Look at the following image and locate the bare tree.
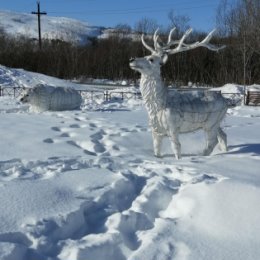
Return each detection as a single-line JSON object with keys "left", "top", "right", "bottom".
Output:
{"left": 134, "top": 17, "right": 159, "bottom": 35}
{"left": 167, "top": 10, "right": 190, "bottom": 36}
{"left": 114, "top": 23, "right": 132, "bottom": 38}
{"left": 216, "top": 0, "right": 260, "bottom": 84}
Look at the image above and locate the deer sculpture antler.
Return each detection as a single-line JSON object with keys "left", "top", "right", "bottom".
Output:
{"left": 141, "top": 28, "right": 225, "bottom": 57}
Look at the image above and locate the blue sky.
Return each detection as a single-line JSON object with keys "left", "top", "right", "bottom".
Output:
{"left": 1, "top": 0, "right": 226, "bottom": 31}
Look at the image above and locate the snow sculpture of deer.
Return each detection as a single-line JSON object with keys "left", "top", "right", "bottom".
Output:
{"left": 20, "top": 84, "right": 82, "bottom": 112}
{"left": 129, "top": 28, "right": 227, "bottom": 159}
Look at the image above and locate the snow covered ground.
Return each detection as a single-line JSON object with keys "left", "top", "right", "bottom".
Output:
{"left": 0, "top": 68, "right": 260, "bottom": 260}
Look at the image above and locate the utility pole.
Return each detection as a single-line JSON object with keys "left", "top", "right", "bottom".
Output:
{"left": 243, "top": 32, "right": 246, "bottom": 103}
{"left": 32, "top": 1, "right": 47, "bottom": 50}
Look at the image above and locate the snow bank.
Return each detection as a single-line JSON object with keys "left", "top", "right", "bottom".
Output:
{"left": 214, "top": 83, "right": 245, "bottom": 94}
{"left": 0, "top": 65, "right": 81, "bottom": 90}
{"left": 247, "top": 84, "right": 260, "bottom": 92}
{"left": 162, "top": 180, "right": 260, "bottom": 259}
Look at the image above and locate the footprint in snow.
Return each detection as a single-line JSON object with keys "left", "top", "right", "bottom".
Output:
{"left": 90, "top": 130, "right": 106, "bottom": 141}
{"left": 66, "top": 140, "right": 97, "bottom": 156}
{"left": 192, "top": 174, "right": 220, "bottom": 184}
{"left": 84, "top": 150, "right": 97, "bottom": 156}
{"left": 112, "top": 145, "right": 120, "bottom": 151}
{"left": 74, "top": 116, "right": 89, "bottom": 122}
{"left": 89, "top": 123, "right": 97, "bottom": 128}
{"left": 51, "top": 126, "right": 61, "bottom": 132}
{"left": 43, "top": 138, "right": 54, "bottom": 144}
{"left": 120, "top": 127, "right": 131, "bottom": 132}
{"left": 93, "top": 141, "right": 106, "bottom": 153}
{"left": 69, "top": 124, "right": 80, "bottom": 129}
{"left": 59, "top": 133, "right": 70, "bottom": 138}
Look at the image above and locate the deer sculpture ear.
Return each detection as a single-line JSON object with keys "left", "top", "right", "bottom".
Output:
{"left": 161, "top": 54, "right": 168, "bottom": 65}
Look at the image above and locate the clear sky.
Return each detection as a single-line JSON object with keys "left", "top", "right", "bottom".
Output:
{"left": 0, "top": 0, "right": 226, "bottom": 31}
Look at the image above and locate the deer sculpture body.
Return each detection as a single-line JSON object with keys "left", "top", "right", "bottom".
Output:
{"left": 130, "top": 28, "right": 228, "bottom": 159}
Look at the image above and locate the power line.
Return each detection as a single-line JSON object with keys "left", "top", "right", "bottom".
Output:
{"left": 46, "top": 0, "right": 215, "bottom": 14}
{"left": 48, "top": 3, "right": 218, "bottom": 16}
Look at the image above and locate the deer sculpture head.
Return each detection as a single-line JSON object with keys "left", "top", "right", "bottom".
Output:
{"left": 129, "top": 28, "right": 224, "bottom": 76}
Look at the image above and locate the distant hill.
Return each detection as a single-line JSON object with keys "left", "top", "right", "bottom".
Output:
{"left": 0, "top": 10, "right": 107, "bottom": 44}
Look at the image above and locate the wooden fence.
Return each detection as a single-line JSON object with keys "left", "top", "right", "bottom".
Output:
{"left": 0, "top": 86, "right": 27, "bottom": 98}
{"left": 244, "top": 91, "right": 260, "bottom": 106}
{"left": 0, "top": 86, "right": 245, "bottom": 107}
{"left": 0, "top": 86, "right": 142, "bottom": 101}
{"left": 78, "top": 90, "right": 142, "bottom": 101}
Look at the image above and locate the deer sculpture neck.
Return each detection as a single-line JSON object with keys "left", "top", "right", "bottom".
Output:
{"left": 130, "top": 52, "right": 168, "bottom": 131}
{"left": 140, "top": 71, "right": 167, "bottom": 113}
{"left": 140, "top": 72, "right": 168, "bottom": 134}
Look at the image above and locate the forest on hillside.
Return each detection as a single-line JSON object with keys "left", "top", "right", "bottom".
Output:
{"left": 0, "top": 0, "right": 259, "bottom": 86}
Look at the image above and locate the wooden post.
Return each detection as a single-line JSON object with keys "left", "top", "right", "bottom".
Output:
{"left": 243, "top": 30, "right": 247, "bottom": 105}
{"left": 32, "top": 1, "right": 47, "bottom": 50}
{"left": 104, "top": 91, "right": 109, "bottom": 101}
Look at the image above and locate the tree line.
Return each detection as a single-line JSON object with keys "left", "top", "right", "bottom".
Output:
{"left": 0, "top": 0, "right": 259, "bottom": 86}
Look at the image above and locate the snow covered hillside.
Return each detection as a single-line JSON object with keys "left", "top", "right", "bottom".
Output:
{"left": 0, "top": 67, "right": 260, "bottom": 260}
{"left": 0, "top": 65, "right": 82, "bottom": 89}
{"left": 0, "top": 65, "right": 136, "bottom": 94}
{"left": 0, "top": 10, "right": 105, "bottom": 44}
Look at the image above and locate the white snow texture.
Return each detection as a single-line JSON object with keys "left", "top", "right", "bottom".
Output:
{"left": 0, "top": 66, "right": 260, "bottom": 260}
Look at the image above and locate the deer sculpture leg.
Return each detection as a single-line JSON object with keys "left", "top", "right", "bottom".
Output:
{"left": 169, "top": 130, "right": 181, "bottom": 159}
{"left": 152, "top": 131, "right": 163, "bottom": 157}
{"left": 217, "top": 127, "right": 227, "bottom": 152}
{"left": 203, "top": 127, "right": 219, "bottom": 156}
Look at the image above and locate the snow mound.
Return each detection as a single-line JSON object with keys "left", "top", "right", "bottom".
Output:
{"left": 247, "top": 84, "right": 260, "bottom": 92}
{"left": 213, "top": 83, "right": 260, "bottom": 94}
{"left": 163, "top": 180, "right": 260, "bottom": 259}
{"left": 217, "top": 83, "right": 245, "bottom": 94}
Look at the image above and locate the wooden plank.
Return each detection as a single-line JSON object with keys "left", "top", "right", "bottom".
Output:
{"left": 246, "top": 91, "right": 260, "bottom": 106}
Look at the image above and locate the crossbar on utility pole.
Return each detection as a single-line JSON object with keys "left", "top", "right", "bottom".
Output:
{"left": 32, "top": 1, "right": 47, "bottom": 50}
